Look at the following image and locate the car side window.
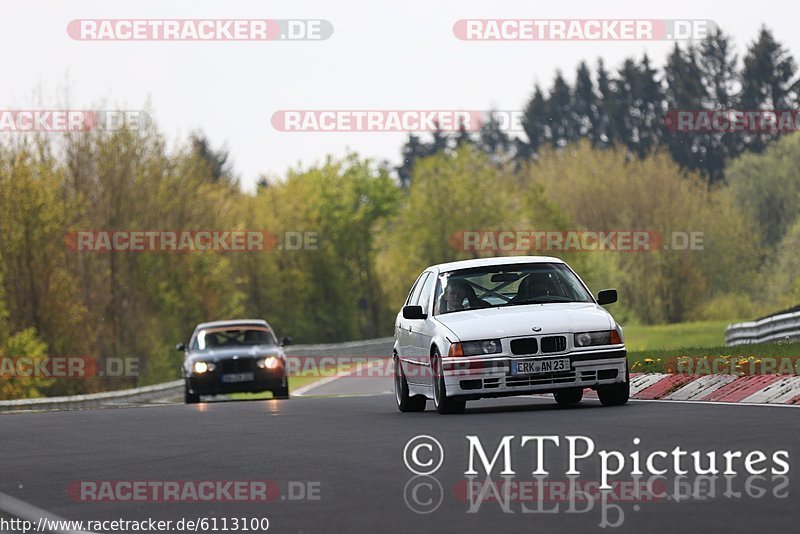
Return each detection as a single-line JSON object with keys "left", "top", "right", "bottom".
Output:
{"left": 416, "top": 272, "right": 436, "bottom": 314}
{"left": 407, "top": 272, "right": 430, "bottom": 306}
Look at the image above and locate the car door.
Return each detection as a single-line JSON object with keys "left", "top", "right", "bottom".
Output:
{"left": 406, "top": 270, "right": 437, "bottom": 385}
{"left": 396, "top": 271, "right": 429, "bottom": 365}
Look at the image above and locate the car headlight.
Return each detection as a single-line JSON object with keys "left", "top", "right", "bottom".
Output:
{"left": 574, "top": 330, "right": 622, "bottom": 347}
{"left": 257, "top": 356, "right": 281, "bottom": 370}
{"left": 448, "top": 339, "right": 501, "bottom": 357}
{"left": 192, "top": 361, "right": 216, "bottom": 374}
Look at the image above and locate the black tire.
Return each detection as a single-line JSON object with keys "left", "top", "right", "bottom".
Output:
{"left": 184, "top": 382, "right": 200, "bottom": 404}
{"left": 432, "top": 350, "right": 466, "bottom": 415}
{"left": 394, "top": 357, "right": 426, "bottom": 412}
{"left": 273, "top": 381, "right": 290, "bottom": 399}
{"left": 597, "top": 366, "right": 630, "bottom": 406}
{"left": 554, "top": 388, "right": 584, "bottom": 406}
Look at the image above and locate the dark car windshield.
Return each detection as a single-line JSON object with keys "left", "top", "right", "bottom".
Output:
{"left": 433, "top": 262, "right": 594, "bottom": 315}
{"left": 193, "top": 327, "right": 276, "bottom": 350}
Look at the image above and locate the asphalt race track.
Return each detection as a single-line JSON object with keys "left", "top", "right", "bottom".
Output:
{"left": 1, "top": 388, "right": 798, "bottom": 533}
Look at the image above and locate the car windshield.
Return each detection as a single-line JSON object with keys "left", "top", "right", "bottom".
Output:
{"left": 194, "top": 327, "right": 276, "bottom": 350}
{"left": 433, "top": 262, "right": 594, "bottom": 315}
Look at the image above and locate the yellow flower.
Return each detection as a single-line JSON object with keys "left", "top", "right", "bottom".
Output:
{"left": 644, "top": 358, "right": 654, "bottom": 364}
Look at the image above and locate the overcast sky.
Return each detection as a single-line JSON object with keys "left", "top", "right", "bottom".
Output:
{"left": 2, "top": 0, "right": 798, "bottom": 190}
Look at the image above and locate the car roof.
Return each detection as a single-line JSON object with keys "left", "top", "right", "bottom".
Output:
{"left": 430, "top": 255, "right": 565, "bottom": 273}
{"left": 193, "top": 319, "right": 271, "bottom": 331}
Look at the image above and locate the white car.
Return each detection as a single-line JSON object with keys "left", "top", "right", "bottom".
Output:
{"left": 393, "top": 256, "right": 628, "bottom": 414}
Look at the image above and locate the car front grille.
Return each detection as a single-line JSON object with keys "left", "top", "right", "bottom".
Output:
{"left": 540, "top": 336, "right": 567, "bottom": 353}
{"left": 220, "top": 358, "right": 255, "bottom": 373}
{"left": 510, "top": 338, "right": 538, "bottom": 355}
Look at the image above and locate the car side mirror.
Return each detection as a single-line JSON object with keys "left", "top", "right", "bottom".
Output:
{"left": 403, "top": 305, "right": 427, "bottom": 320}
{"left": 281, "top": 337, "right": 292, "bottom": 346}
{"left": 176, "top": 343, "right": 186, "bottom": 352}
{"left": 597, "top": 289, "right": 618, "bottom": 305}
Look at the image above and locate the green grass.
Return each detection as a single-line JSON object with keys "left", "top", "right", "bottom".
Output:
{"left": 623, "top": 320, "right": 800, "bottom": 373}
{"left": 622, "top": 320, "right": 730, "bottom": 351}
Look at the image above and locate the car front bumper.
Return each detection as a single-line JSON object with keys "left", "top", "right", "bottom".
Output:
{"left": 186, "top": 370, "right": 286, "bottom": 395}
{"left": 441, "top": 349, "right": 627, "bottom": 399}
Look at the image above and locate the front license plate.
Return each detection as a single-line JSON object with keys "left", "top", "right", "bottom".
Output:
{"left": 511, "top": 358, "right": 570, "bottom": 375}
{"left": 221, "top": 372, "right": 254, "bottom": 383}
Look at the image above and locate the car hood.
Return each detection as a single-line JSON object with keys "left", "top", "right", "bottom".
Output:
{"left": 186, "top": 345, "right": 284, "bottom": 362}
{"left": 434, "top": 302, "right": 614, "bottom": 341}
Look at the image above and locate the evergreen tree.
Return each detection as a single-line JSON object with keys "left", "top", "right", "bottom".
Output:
{"left": 546, "top": 71, "right": 576, "bottom": 147}
{"left": 522, "top": 84, "right": 548, "bottom": 155}
{"left": 595, "top": 59, "right": 615, "bottom": 147}
{"left": 573, "top": 61, "right": 599, "bottom": 144}
{"left": 740, "top": 27, "right": 799, "bottom": 152}
{"left": 664, "top": 44, "right": 707, "bottom": 174}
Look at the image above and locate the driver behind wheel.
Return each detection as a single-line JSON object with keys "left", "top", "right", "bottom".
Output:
{"left": 439, "top": 279, "right": 490, "bottom": 312}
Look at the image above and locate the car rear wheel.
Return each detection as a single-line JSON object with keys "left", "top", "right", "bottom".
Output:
{"left": 184, "top": 382, "right": 200, "bottom": 404}
{"left": 432, "top": 350, "right": 466, "bottom": 415}
{"left": 554, "top": 388, "right": 583, "bottom": 406}
{"left": 394, "top": 357, "right": 426, "bottom": 412}
{"left": 597, "top": 365, "right": 630, "bottom": 406}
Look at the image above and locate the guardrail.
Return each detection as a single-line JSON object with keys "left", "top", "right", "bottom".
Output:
{"left": 0, "top": 337, "right": 394, "bottom": 411}
{"left": 725, "top": 311, "right": 800, "bottom": 346}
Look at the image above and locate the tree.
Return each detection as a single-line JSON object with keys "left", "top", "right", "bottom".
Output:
{"left": 696, "top": 29, "right": 741, "bottom": 183}
{"left": 546, "top": 71, "right": 577, "bottom": 147}
{"left": 664, "top": 44, "right": 707, "bottom": 175}
{"left": 609, "top": 57, "right": 665, "bottom": 158}
{"left": 727, "top": 131, "right": 800, "bottom": 248}
{"left": 476, "top": 110, "right": 513, "bottom": 162}
{"left": 521, "top": 84, "right": 547, "bottom": 155}
{"left": 573, "top": 61, "right": 599, "bottom": 144}
{"left": 397, "top": 134, "right": 427, "bottom": 187}
{"left": 595, "top": 59, "right": 615, "bottom": 147}
{"left": 740, "top": 27, "right": 799, "bottom": 152}
{"left": 189, "top": 133, "right": 235, "bottom": 184}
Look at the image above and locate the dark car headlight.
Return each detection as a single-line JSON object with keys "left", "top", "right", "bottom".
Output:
{"left": 574, "top": 330, "right": 622, "bottom": 347}
{"left": 192, "top": 361, "right": 216, "bottom": 374}
{"left": 256, "top": 356, "right": 282, "bottom": 370}
{"left": 449, "top": 339, "right": 501, "bottom": 357}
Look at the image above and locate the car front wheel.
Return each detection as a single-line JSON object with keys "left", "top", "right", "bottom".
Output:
{"left": 394, "top": 357, "right": 426, "bottom": 412}
{"left": 432, "top": 350, "right": 466, "bottom": 415}
{"left": 554, "top": 388, "right": 583, "bottom": 406}
{"left": 597, "top": 366, "right": 630, "bottom": 406}
{"left": 184, "top": 382, "right": 200, "bottom": 404}
{"left": 273, "top": 380, "right": 290, "bottom": 399}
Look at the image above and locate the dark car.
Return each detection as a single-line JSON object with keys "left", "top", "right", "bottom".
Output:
{"left": 177, "top": 319, "right": 292, "bottom": 404}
